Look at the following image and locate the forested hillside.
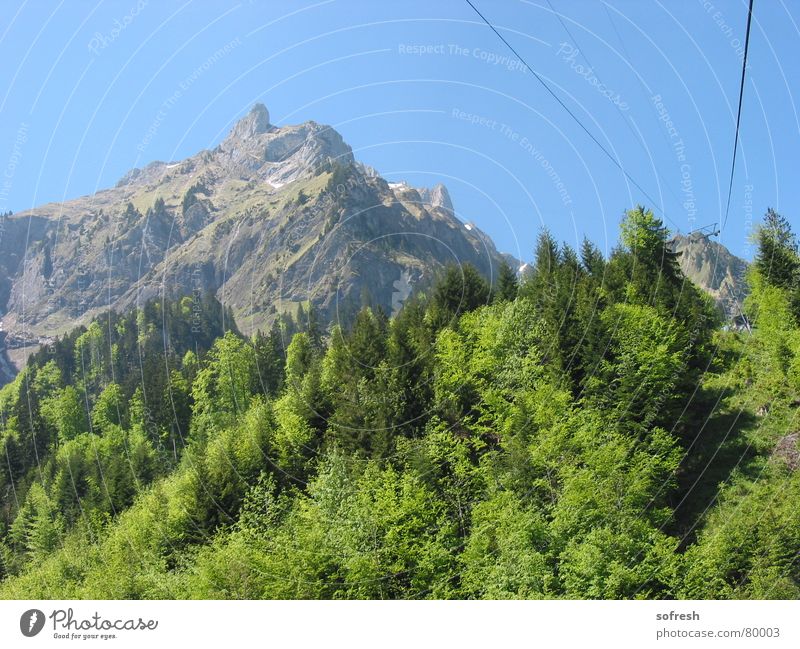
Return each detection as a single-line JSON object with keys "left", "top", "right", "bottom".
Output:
{"left": 1, "top": 206, "right": 798, "bottom": 599}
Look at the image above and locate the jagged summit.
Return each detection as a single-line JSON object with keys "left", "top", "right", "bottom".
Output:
{"left": 232, "top": 102, "right": 271, "bottom": 138}
{"left": 0, "top": 107, "right": 511, "bottom": 382}
{"left": 215, "top": 104, "right": 353, "bottom": 185}
{"left": 221, "top": 103, "right": 272, "bottom": 148}
{"left": 419, "top": 184, "right": 454, "bottom": 215}
{"left": 116, "top": 107, "right": 355, "bottom": 191}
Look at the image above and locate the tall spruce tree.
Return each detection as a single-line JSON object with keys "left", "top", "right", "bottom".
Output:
{"left": 494, "top": 260, "right": 519, "bottom": 302}
{"left": 755, "top": 208, "right": 800, "bottom": 320}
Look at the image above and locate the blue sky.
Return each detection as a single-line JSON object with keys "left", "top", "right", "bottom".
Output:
{"left": 0, "top": 0, "right": 797, "bottom": 261}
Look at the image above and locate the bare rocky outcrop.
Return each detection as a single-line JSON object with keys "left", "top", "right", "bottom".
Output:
{"left": 0, "top": 104, "right": 510, "bottom": 382}
{"left": 671, "top": 233, "right": 749, "bottom": 321}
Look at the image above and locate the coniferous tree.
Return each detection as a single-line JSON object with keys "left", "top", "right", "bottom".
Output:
{"left": 755, "top": 208, "right": 799, "bottom": 290}
{"left": 618, "top": 206, "right": 682, "bottom": 304}
{"left": 3, "top": 204, "right": 800, "bottom": 601}
{"left": 754, "top": 208, "right": 800, "bottom": 320}
{"left": 254, "top": 321, "right": 287, "bottom": 397}
{"left": 580, "top": 237, "right": 605, "bottom": 277}
{"left": 494, "top": 260, "right": 519, "bottom": 302}
{"left": 429, "top": 263, "right": 490, "bottom": 329}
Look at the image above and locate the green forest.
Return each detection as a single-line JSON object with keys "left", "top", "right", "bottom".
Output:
{"left": 0, "top": 206, "right": 798, "bottom": 599}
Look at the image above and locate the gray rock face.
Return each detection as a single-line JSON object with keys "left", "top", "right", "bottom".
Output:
{"left": 671, "top": 233, "right": 749, "bottom": 321}
{"left": 0, "top": 105, "right": 511, "bottom": 381}
{"left": 217, "top": 109, "right": 353, "bottom": 186}
{"left": 419, "top": 183, "right": 454, "bottom": 215}
{"left": 229, "top": 102, "right": 270, "bottom": 139}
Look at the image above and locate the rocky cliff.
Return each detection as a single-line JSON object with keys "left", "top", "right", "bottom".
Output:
{"left": 0, "top": 104, "right": 510, "bottom": 379}
{"left": 671, "top": 233, "right": 749, "bottom": 321}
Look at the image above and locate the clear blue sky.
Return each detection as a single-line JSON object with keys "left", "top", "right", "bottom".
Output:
{"left": 0, "top": 0, "right": 797, "bottom": 261}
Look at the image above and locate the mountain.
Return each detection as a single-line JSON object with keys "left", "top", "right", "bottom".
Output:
{"left": 671, "top": 232, "right": 749, "bottom": 321}
{"left": 0, "top": 104, "right": 511, "bottom": 381}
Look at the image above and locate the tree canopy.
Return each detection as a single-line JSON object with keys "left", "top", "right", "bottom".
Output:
{"left": 1, "top": 208, "right": 798, "bottom": 600}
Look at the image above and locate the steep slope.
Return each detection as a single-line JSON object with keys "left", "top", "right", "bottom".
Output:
{"left": 0, "top": 104, "right": 510, "bottom": 378}
{"left": 671, "top": 233, "right": 749, "bottom": 321}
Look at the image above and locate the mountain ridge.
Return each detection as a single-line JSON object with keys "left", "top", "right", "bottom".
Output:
{"left": 0, "top": 105, "right": 752, "bottom": 385}
{"left": 0, "top": 104, "right": 511, "bottom": 381}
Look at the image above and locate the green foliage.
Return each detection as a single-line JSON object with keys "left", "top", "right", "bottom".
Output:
{"left": 679, "top": 469, "right": 800, "bottom": 599}
{"left": 587, "top": 303, "right": 686, "bottom": 430}
{"left": 754, "top": 208, "right": 800, "bottom": 316}
{"left": 8, "top": 483, "right": 64, "bottom": 564}
{"left": 193, "top": 331, "right": 256, "bottom": 419}
{"left": 428, "top": 263, "right": 490, "bottom": 329}
{"left": 91, "top": 383, "right": 125, "bottom": 434}
{"left": 1, "top": 207, "right": 798, "bottom": 601}
{"left": 48, "top": 425, "right": 157, "bottom": 527}
{"left": 493, "top": 260, "right": 519, "bottom": 302}
{"left": 461, "top": 490, "right": 550, "bottom": 598}
{"left": 41, "top": 385, "right": 88, "bottom": 443}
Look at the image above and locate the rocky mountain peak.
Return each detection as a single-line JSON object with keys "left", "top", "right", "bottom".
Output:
{"left": 0, "top": 106, "right": 509, "bottom": 385}
{"left": 419, "top": 183, "right": 454, "bottom": 214}
{"left": 216, "top": 106, "right": 354, "bottom": 185}
{"left": 229, "top": 103, "right": 271, "bottom": 140}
